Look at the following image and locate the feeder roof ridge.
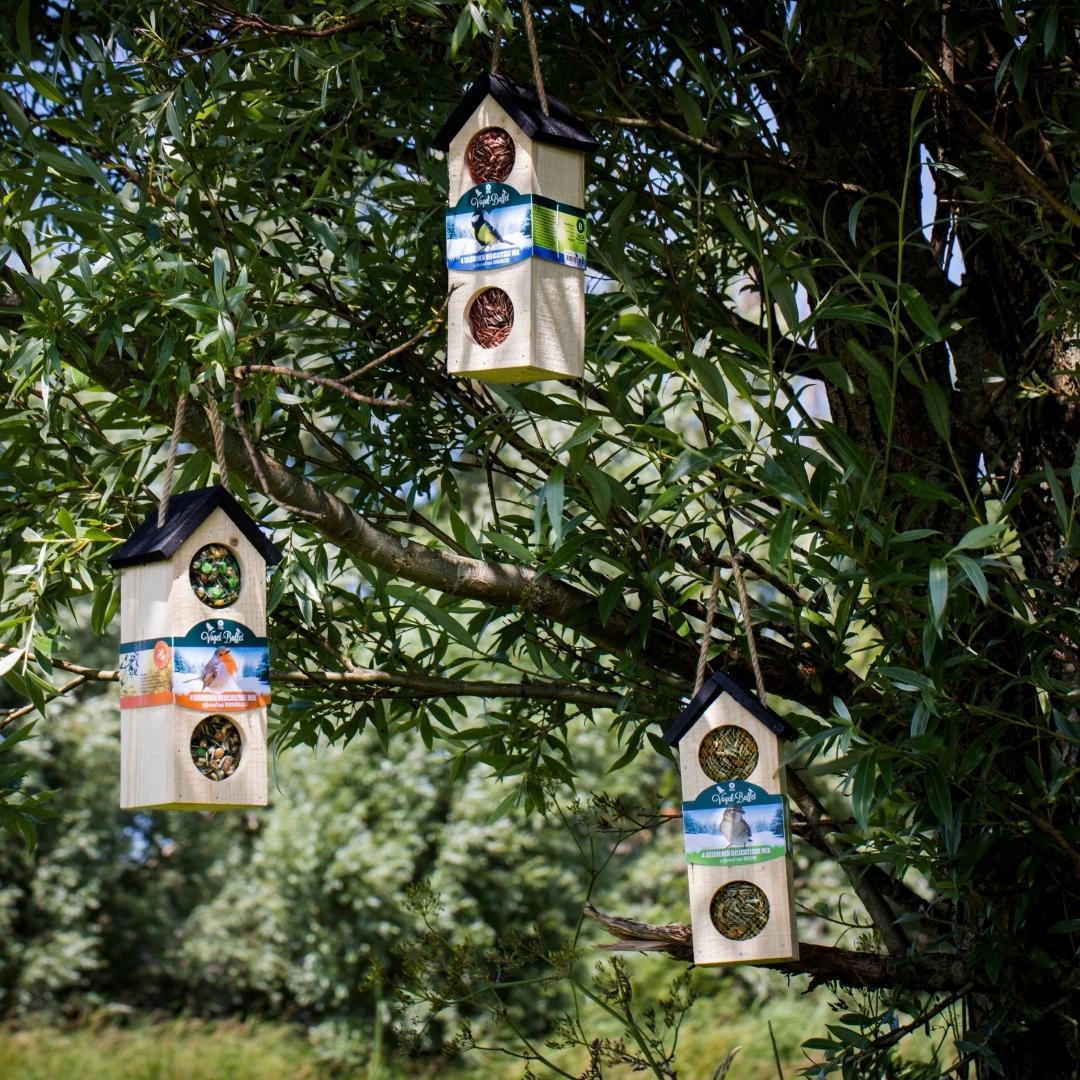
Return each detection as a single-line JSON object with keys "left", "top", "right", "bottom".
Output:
{"left": 108, "top": 485, "right": 283, "bottom": 569}
{"left": 432, "top": 71, "right": 598, "bottom": 152}
{"left": 662, "top": 670, "right": 799, "bottom": 746}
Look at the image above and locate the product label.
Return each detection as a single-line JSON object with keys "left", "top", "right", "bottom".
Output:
{"left": 682, "top": 780, "right": 788, "bottom": 867}
{"left": 531, "top": 195, "right": 588, "bottom": 270}
{"left": 119, "top": 618, "right": 271, "bottom": 712}
{"left": 445, "top": 183, "right": 587, "bottom": 272}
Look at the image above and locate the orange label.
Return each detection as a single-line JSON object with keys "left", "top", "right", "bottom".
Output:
{"left": 153, "top": 640, "right": 172, "bottom": 670}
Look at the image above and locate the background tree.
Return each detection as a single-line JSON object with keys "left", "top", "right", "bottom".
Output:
{"left": 1, "top": 1, "right": 1079, "bottom": 1076}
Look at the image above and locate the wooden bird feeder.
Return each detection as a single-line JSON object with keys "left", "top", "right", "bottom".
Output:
{"left": 108, "top": 486, "right": 282, "bottom": 810}
{"left": 663, "top": 672, "right": 799, "bottom": 965}
{"left": 433, "top": 72, "right": 598, "bottom": 383}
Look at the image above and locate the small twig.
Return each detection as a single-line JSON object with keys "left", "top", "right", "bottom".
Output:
{"left": 231, "top": 364, "right": 410, "bottom": 409}
{"left": 186, "top": 0, "right": 366, "bottom": 39}
{"left": 767, "top": 1021, "right": 784, "bottom": 1080}
{"left": 340, "top": 288, "right": 456, "bottom": 385}
{"left": 230, "top": 381, "right": 320, "bottom": 519}
{"left": 0, "top": 674, "right": 88, "bottom": 731}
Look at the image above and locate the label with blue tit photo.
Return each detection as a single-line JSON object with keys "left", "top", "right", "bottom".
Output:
{"left": 681, "top": 780, "right": 788, "bottom": 866}
{"left": 446, "top": 183, "right": 588, "bottom": 271}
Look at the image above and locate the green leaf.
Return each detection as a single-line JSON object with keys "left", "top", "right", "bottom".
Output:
{"left": 900, "top": 283, "right": 942, "bottom": 341}
{"left": 925, "top": 764, "right": 952, "bottom": 827}
{"left": 929, "top": 559, "right": 949, "bottom": 626}
{"left": 922, "top": 378, "right": 951, "bottom": 441}
{"left": 950, "top": 522, "right": 1003, "bottom": 552}
{"left": 851, "top": 754, "right": 876, "bottom": 829}
{"left": 952, "top": 553, "right": 989, "bottom": 603}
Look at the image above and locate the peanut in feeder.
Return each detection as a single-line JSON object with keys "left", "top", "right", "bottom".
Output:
{"left": 109, "top": 485, "right": 282, "bottom": 810}
{"left": 663, "top": 671, "right": 800, "bottom": 966}
{"left": 433, "top": 72, "right": 597, "bottom": 383}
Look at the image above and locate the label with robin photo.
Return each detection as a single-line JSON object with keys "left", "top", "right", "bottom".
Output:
{"left": 445, "top": 183, "right": 587, "bottom": 271}
{"left": 682, "top": 780, "right": 788, "bottom": 866}
{"left": 118, "top": 619, "right": 270, "bottom": 712}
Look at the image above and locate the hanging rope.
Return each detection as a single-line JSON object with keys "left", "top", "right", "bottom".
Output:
{"left": 204, "top": 397, "right": 231, "bottom": 493}
{"left": 157, "top": 391, "right": 189, "bottom": 528}
{"left": 520, "top": 0, "right": 549, "bottom": 117}
{"left": 490, "top": 25, "right": 502, "bottom": 74}
{"left": 720, "top": 503, "right": 768, "bottom": 702}
{"left": 693, "top": 509, "right": 769, "bottom": 702}
{"left": 694, "top": 566, "right": 722, "bottom": 695}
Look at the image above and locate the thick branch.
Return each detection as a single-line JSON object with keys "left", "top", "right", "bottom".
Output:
{"left": 583, "top": 904, "right": 967, "bottom": 993}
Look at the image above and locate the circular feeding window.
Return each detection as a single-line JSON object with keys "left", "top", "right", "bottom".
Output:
{"left": 465, "top": 126, "right": 515, "bottom": 184}
{"left": 698, "top": 725, "right": 759, "bottom": 782}
{"left": 468, "top": 287, "right": 514, "bottom": 349}
{"left": 189, "top": 544, "right": 241, "bottom": 608}
{"left": 190, "top": 715, "right": 242, "bottom": 781}
{"left": 710, "top": 881, "right": 770, "bottom": 941}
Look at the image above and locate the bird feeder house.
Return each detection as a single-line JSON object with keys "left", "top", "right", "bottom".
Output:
{"left": 433, "top": 72, "right": 598, "bottom": 383}
{"left": 108, "top": 486, "right": 282, "bottom": 810}
{"left": 663, "top": 672, "right": 799, "bottom": 966}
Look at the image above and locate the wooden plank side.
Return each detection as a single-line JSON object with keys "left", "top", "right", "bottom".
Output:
{"left": 167, "top": 507, "right": 267, "bottom": 636}
{"left": 121, "top": 706, "right": 268, "bottom": 810}
{"left": 447, "top": 98, "right": 533, "bottom": 204}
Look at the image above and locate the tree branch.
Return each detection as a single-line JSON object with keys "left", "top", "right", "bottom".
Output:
{"left": 583, "top": 904, "right": 968, "bottom": 993}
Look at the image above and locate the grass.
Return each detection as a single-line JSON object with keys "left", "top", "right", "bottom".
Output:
{"left": 0, "top": 1019, "right": 326, "bottom": 1080}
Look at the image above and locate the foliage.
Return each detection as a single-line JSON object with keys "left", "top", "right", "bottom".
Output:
{"left": 2, "top": 0, "right": 1080, "bottom": 1076}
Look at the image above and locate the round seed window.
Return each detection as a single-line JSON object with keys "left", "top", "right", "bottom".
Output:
{"left": 710, "top": 881, "right": 770, "bottom": 941}
{"left": 468, "top": 288, "right": 514, "bottom": 349}
{"left": 189, "top": 544, "right": 241, "bottom": 608}
{"left": 698, "top": 725, "right": 759, "bottom": 782}
{"left": 190, "top": 715, "right": 242, "bottom": 781}
{"left": 465, "top": 126, "right": 515, "bottom": 184}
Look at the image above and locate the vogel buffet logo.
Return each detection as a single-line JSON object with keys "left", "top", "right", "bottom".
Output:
{"left": 710, "top": 782, "right": 760, "bottom": 808}
{"left": 200, "top": 620, "right": 247, "bottom": 646}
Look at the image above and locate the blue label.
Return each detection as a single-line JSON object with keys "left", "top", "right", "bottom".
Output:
{"left": 682, "top": 780, "right": 788, "bottom": 866}
{"left": 446, "top": 184, "right": 587, "bottom": 271}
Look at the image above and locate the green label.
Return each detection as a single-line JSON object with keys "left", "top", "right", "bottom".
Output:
{"left": 682, "top": 780, "right": 787, "bottom": 867}
{"left": 532, "top": 196, "right": 587, "bottom": 269}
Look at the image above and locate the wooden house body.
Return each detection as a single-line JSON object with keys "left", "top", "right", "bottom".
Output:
{"left": 663, "top": 672, "right": 799, "bottom": 965}
{"left": 109, "top": 487, "right": 282, "bottom": 810}
{"left": 433, "top": 73, "right": 597, "bottom": 383}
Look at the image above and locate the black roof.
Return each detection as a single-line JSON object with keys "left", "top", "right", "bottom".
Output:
{"left": 109, "top": 486, "right": 283, "bottom": 569}
{"left": 662, "top": 671, "right": 799, "bottom": 746}
{"left": 432, "top": 72, "right": 598, "bottom": 153}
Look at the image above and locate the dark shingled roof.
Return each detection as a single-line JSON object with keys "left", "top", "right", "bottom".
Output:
{"left": 432, "top": 72, "right": 598, "bottom": 153}
{"left": 108, "top": 486, "right": 283, "bottom": 569}
{"left": 663, "top": 671, "right": 799, "bottom": 746}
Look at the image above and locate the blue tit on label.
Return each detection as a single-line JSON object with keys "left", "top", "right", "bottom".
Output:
{"left": 472, "top": 210, "right": 506, "bottom": 247}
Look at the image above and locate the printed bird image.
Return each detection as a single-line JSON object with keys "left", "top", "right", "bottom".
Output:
{"left": 472, "top": 210, "right": 507, "bottom": 247}
{"left": 719, "top": 807, "right": 752, "bottom": 848}
{"left": 180, "top": 647, "right": 239, "bottom": 691}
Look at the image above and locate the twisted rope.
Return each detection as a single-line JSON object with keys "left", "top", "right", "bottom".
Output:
{"left": 720, "top": 503, "right": 767, "bottom": 702}
{"left": 520, "top": 0, "right": 549, "bottom": 117}
{"left": 694, "top": 565, "right": 722, "bottom": 695}
{"left": 204, "top": 397, "right": 231, "bottom": 493}
{"left": 157, "top": 391, "right": 188, "bottom": 528}
{"left": 490, "top": 25, "right": 502, "bottom": 73}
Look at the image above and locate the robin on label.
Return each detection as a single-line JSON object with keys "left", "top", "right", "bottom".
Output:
{"left": 181, "top": 647, "right": 239, "bottom": 691}
{"left": 472, "top": 210, "right": 506, "bottom": 247}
